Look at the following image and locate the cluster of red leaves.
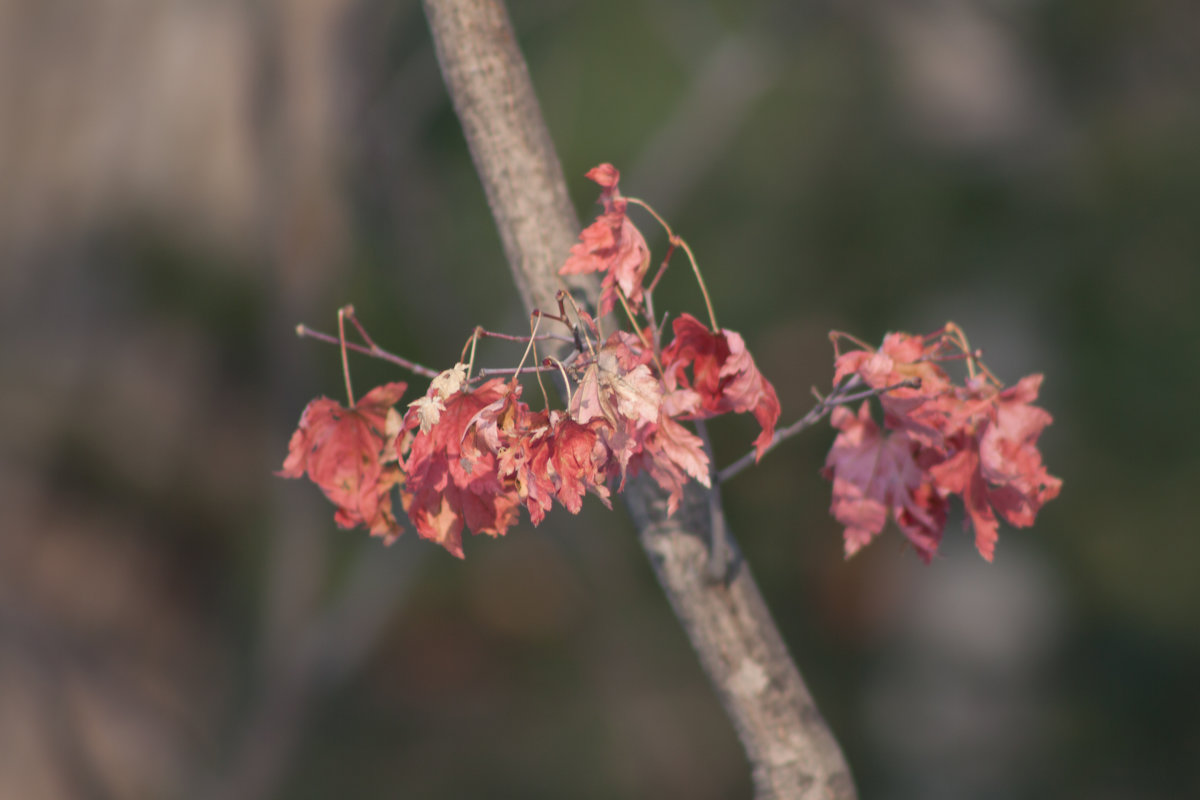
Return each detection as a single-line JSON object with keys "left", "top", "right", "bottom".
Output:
{"left": 280, "top": 164, "right": 781, "bottom": 557}
{"left": 282, "top": 164, "right": 1060, "bottom": 566}
{"left": 821, "top": 330, "right": 1062, "bottom": 562}
{"left": 280, "top": 320, "right": 778, "bottom": 557}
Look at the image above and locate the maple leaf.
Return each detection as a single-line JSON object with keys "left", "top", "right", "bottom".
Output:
{"left": 980, "top": 375, "right": 1062, "bottom": 514}
{"left": 928, "top": 374, "right": 1062, "bottom": 560}
{"left": 822, "top": 403, "right": 947, "bottom": 563}
{"left": 401, "top": 378, "right": 520, "bottom": 558}
{"left": 559, "top": 164, "right": 651, "bottom": 317}
{"left": 926, "top": 437, "right": 999, "bottom": 560}
{"left": 828, "top": 325, "right": 1062, "bottom": 561}
{"left": 631, "top": 414, "right": 712, "bottom": 516}
{"left": 834, "top": 332, "right": 957, "bottom": 446}
{"left": 570, "top": 342, "right": 663, "bottom": 481}
{"left": 661, "top": 313, "right": 781, "bottom": 459}
{"left": 279, "top": 382, "right": 408, "bottom": 543}
{"left": 549, "top": 415, "right": 610, "bottom": 514}
{"left": 465, "top": 384, "right": 559, "bottom": 526}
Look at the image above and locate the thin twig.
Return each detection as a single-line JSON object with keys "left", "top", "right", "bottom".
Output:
{"left": 295, "top": 324, "right": 441, "bottom": 379}
{"left": 718, "top": 377, "right": 921, "bottom": 484}
{"left": 627, "top": 197, "right": 718, "bottom": 331}
{"left": 473, "top": 325, "right": 574, "bottom": 344}
{"left": 645, "top": 238, "right": 678, "bottom": 295}
{"left": 343, "top": 305, "right": 382, "bottom": 351}
{"left": 475, "top": 363, "right": 559, "bottom": 378}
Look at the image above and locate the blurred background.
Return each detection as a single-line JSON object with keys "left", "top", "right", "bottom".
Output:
{"left": 2, "top": 0, "right": 1198, "bottom": 798}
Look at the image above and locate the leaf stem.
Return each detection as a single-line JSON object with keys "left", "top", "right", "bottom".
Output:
{"left": 627, "top": 196, "right": 718, "bottom": 331}
{"left": 464, "top": 328, "right": 480, "bottom": 379}
{"left": 828, "top": 329, "right": 874, "bottom": 357}
{"left": 677, "top": 237, "right": 718, "bottom": 332}
{"left": 615, "top": 288, "right": 664, "bottom": 373}
{"left": 546, "top": 356, "right": 573, "bottom": 409}
{"left": 943, "top": 322, "right": 977, "bottom": 379}
{"left": 513, "top": 311, "right": 542, "bottom": 381}
{"left": 337, "top": 307, "right": 355, "bottom": 406}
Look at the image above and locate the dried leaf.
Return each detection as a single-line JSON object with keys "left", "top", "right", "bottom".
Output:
{"left": 559, "top": 164, "right": 651, "bottom": 317}
{"left": 278, "top": 382, "right": 408, "bottom": 543}
{"left": 662, "top": 313, "right": 781, "bottom": 459}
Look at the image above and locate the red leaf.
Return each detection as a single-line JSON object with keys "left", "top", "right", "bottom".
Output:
{"left": 830, "top": 326, "right": 1062, "bottom": 561}
{"left": 569, "top": 343, "right": 663, "bottom": 481}
{"left": 401, "top": 378, "right": 519, "bottom": 558}
{"left": 927, "top": 437, "right": 998, "bottom": 560}
{"left": 927, "top": 374, "right": 1062, "bottom": 560}
{"left": 279, "top": 382, "right": 408, "bottom": 543}
{"left": 823, "top": 403, "right": 947, "bottom": 562}
{"left": 408, "top": 363, "right": 468, "bottom": 433}
{"left": 559, "top": 164, "right": 651, "bottom": 317}
{"left": 631, "top": 415, "right": 711, "bottom": 517}
{"left": 834, "top": 333, "right": 956, "bottom": 446}
{"left": 662, "top": 313, "right": 781, "bottom": 459}
{"left": 550, "top": 415, "right": 609, "bottom": 514}
{"left": 466, "top": 384, "right": 559, "bottom": 527}
{"left": 980, "top": 375, "right": 1061, "bottom": 513}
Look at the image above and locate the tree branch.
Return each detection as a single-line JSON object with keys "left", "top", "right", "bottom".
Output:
{"left": 421, "top": 2, "right": 856, "bottom": 797}
{"left": 419, "top": 0, "right": 581, "bottom": 323}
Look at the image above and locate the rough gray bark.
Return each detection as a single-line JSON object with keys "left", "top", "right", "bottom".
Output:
{"left": 419, "top": 0, "right": 580, "bottom": 319}
{"left": 421, "top": 1, "right": 857, "bottom": 797}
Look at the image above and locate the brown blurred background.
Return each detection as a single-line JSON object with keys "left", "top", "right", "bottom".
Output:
{"left": 1, "top": 1, "right": 1198, "bottom": 798}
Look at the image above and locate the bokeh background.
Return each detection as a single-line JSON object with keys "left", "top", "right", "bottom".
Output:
{"left": 2, "top": 0, "right": 1198, "bottom": 798}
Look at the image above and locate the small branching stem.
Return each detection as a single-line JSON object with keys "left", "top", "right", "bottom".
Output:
{"left": 645, "top": 239, "right": 678, "bottom": 295}
{"left": 475, "top": 363, "right": 560, "bottom": 378}
{"left": 717, "top": 377, "right": 920, "bottom": 483}
{"left": 473, "top": 321, "right": 574, "bottom": 345}
{"left": 558, "top": 289, "right": 597, "bottom": 356}
{"left": 342, "top": 305, "right": 389, "bottom": 357}
{"left": 295, "top": 324, "right": 441, "bottom": 379}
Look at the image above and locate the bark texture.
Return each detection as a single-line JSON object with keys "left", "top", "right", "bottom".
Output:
{"left": 421, "top": 0, "right": 580, "bottom": 319}
{"left": 422, "top": 1, "right": 857, "bottom": 796}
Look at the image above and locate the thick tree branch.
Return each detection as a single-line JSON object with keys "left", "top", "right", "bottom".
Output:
{"left": 419, "top": 0, "right": 580, "bottom": 320}
{"left": 421, "top": 1, "right": 857, "bottom": 797}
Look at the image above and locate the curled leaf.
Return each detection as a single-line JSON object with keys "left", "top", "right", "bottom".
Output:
{"left": 279, "top": 382, "right": 408, "bottom": 543}
{"left": 823, "top": 403, "right": 946, "bottom": 563}
{"left": 559, "top": 164, "right": 651, "bottom": 317}
{"left": 662, "top": 313, "right": 781, "bottom": 459}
